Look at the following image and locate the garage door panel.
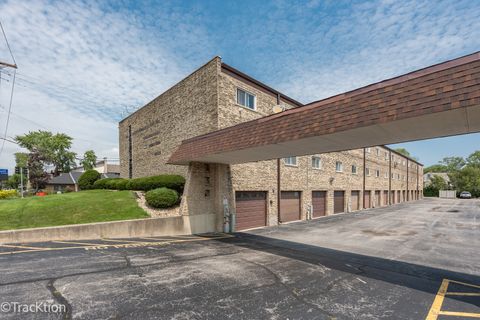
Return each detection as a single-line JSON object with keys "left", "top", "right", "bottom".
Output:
{"left": 364, "top": 191, "right": 371, "bottom": 209}
{"left": 312, "top": 191, "right": 326, "bottom": 217}
{"left": 334, "top": 191, "right": 345, "bottom": 214}
{"left": 351, "top": 191, "right": 360, "bottom": 211}
{"left": 281, "top": 191, "right": 301, "bottom": 222}
{"left": 235, "top": 191, "right": 267, "bottom": 231}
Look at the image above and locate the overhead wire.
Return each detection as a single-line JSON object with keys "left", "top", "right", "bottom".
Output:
{"left": 0, "top": 69, "right": 16, "bottom": 157}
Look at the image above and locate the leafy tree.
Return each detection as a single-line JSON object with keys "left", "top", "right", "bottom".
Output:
{"left": 449, "top": 166, "right": 480, "bottom": 197}
{"left": 5, "top": 174, "right": 21, "bottom": 189}
{"left": 15, "top": 131, "right": 77, "bottom": 176}
{"left": 429, "top": 175, "right": 448, "bottom": 190}
{"left": 466, "top": 151, "right": 480, "bottom": 168}
{"left": 394, "top": 148, "right": 419, "bottom": 161}
{"left": 424, "top": 175, "right": 448, "bottom": 197}
{"left": 424, "top": 164, "right": 448, "bottom": 173}
{"left": 440, "top": 156, "right": 465, "bottom": 172}
{"left": 14, "top": 152, "right": 28, "bottom": 168}
{"left": 81, "top": 150, "right": 97, "bottom": 170}
{"left": 394, "top": 148, "right": 411, "bottom": 157}
{"left": 28, "top": 150, "right": 49, "bottom": 191}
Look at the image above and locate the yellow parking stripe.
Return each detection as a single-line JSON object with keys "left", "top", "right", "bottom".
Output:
{"left": 0, "top": 234, "right": 233, "bottom": 256}
{"left": 445, "top": 292, "right": 480, "bottom": 296}
{"left": 438, "top": 311, "right": 480, "bottom": 318}
{"left": 52, "top": 240, "right": 109, "bottom": 246}
{"left": 426, "top": 279, "right": 449, "bottom": 320}
{"left": 101, "top": 238, "right": 148, "bottom": 243}
{"left": 448, "top": 279, "right": 480, "bottom": 290}
{"left": 0, "top": 243, "right": 47, "bottom": 250}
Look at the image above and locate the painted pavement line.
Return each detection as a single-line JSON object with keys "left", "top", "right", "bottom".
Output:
{"left": 438, "top": 311, "right": 480, "bottom": 318}
{"left": 0, "top": 243, "right": 48, "bottom": 250}
{"left": 426, "top": 279, "right": 480, "bottom": 320}
{"left": 52, "top": 240, "right": 110, "bottom": 246}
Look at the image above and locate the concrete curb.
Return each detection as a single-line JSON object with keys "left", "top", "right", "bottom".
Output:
{"left": 0, "top": 214, "right": 216, "bottom": 244}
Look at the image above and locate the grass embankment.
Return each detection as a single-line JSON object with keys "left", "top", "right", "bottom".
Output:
{"left": 0, "top": 190, "right": 149, "bottom": 231}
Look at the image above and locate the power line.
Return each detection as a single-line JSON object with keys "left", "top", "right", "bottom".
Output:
{"left": 0, "top": 69, "right": 16, "bottom": 157}
{"left": 0, "top": 20, "right": 17, "bottom": 67}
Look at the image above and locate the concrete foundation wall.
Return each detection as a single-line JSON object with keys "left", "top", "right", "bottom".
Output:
{"left": 0, "top": 214, "right": 216, "bottom": 244}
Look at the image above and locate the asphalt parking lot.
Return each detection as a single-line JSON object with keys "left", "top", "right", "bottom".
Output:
{"left": 0, "top": 198, "right": 479, "bottom": 319}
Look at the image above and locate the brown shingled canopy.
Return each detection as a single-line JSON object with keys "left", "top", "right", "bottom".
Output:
{"left": 169, "top": 52, "right": 480, "bottom": 165}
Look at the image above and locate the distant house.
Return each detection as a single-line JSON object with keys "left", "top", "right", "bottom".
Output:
{"left": 45, "top": 158, "right": 120, "bottom": 193}
{"left": 71, "top": 158, "right": 120, "bottom": 175}
{"left": 423, "top": 172, "right": 450, "bottom": 186}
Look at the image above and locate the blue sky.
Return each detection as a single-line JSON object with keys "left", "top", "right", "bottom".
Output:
{"left": 0, "top": 0, "right": 479, "bottom": 170}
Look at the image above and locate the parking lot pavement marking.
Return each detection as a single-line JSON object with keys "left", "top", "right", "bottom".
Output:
{"left": 0, "top": 234, "right": 234, "bottom": 255}
{"left": 426, "top": 279, "right": 480, "bottom": 320}
{"left": 0, "top": 243, "right": 48, "bottom": 250}
{"left": 101, "top": 238, "right": 150, "bottom": 243}
{"left": 52, "top": 240, "right": 110, "bottom": 246}
{"left": 437, "top": 311, "right": 480, "bottom": 318}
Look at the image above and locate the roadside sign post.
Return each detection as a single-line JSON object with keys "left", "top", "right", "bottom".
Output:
{"left": 20, "top": 167, "right": 24, "bottom": 198}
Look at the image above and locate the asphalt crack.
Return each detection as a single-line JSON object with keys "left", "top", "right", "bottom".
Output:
{"left": 241, "top": 258, "right": 337, "bottom": 319}
{"left": 46, "top": 279, "right": 73, "bottom": 320}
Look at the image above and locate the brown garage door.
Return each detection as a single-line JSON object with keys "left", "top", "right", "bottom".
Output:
{"left": 364, "top": 190, "right": 371, "bottom": 208}
{"left": 351, "top": 191, "right": 360, "bottom": 211}
{"left": 397, "top": 190, "right": 401, "bottom": 202}
{"left": 383, "top": 191, "right": 388, "bottom": 205}
{"left": 391, "top": 190, "right": 396, "bottom": 204}
{"left": 334, "top": 191, "right": 345, "bottom": 214}
{"left": 235, "top": 191, "right": 267, "bottom": 231}
{"left": 280, "top": 191, "right": 301, "bottom": 222}
{"left": 375, "top": 191, "right": 381, "bottom": 207}
{"left": 312, "top": 191, "right": 327, "bottom": 217}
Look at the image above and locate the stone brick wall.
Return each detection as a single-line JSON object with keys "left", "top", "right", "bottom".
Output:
{"left": 118, "top": 57, "right": 221, "bottom": 178}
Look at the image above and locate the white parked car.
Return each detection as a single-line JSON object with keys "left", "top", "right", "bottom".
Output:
{"left": 459, "top": 191, "right": 472, "bottom": 199}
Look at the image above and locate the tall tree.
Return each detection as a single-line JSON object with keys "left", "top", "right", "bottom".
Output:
{"left": 440, "top": 156, "right": 465, "bottom": 172}
{"left": 27, "top": 150, "right": 49, "bottom": 191}
{"left": 81, "top": 150, "right": 97, "bottom": 170}
{"left": 15, "top": 131, "right": 77, "bottom": 176}
{"left": 466, "top": 151, "right": 480, "bottom": 168}
{"left": 394, "top": 148, "right": 419, "bottom": 161}
{"left": 424, "top": 164, "right": 448, "bottom": 173}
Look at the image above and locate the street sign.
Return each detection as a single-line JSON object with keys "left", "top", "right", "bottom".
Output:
{"left": 0, "top": 169, "right": 8, "bottom": 181}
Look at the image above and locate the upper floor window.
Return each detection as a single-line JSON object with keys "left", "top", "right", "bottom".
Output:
{"left": 284, "top": 156, "right": 297, "bottom": 166}
{"left": 385, "top": 152, "right": 388, "bottom": 160}
{"left": 376, "top": 169, "right": 380, "bottom": 178}
{"left": 365, "top": 147, "right": 371, "bottom": 153}
{"left": 311, "top": 156, "right": 322, "bottom": 169}
{"left": 336, "top": 161, "right": 343, "bottom": 172}
{"left": 351, "top": 165, "right": 357, "bottom": 174}
{"left": 384, "top": 172, "right": 388, "bottom": 179}
{"left": 376, "top": 148, "right": 380, "bottom": 156}
{"left": 365, "top": 167, "right": 370, "bottom": 176}
{"left": 236, "top": 88, "right": 256, "bottom": 110}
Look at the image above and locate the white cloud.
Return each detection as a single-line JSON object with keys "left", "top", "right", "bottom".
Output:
{"left": 0, "top": 0, "right": 212, "bottom": 171}
{"left": 270, "top": 0, "right": 480, "bottom": 102}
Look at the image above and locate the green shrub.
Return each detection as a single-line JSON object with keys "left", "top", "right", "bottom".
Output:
{"left": 78, "top": 170, "right": 101, "bottom": 190}
{"left": 93, "top": 178, "right": 113, "bottom": 189}
{"left": 145, "top": 187, "right": 179, "bottom": 208}
{"left": 107, "top": 178, "right": 129, "bottom": 190}
{"left": 127, "top": 175, "right": 185, "bottom": 193}
{"left": 93, "top": 178, "right": 130, "bottom": 190}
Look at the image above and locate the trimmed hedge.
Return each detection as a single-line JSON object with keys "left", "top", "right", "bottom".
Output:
{"left": 78, "top": 170, "right": 101, "bottom": 190}
{"left": 126, "top": 175, "right": 185, "bottom": 193}
{"left": 145, "top": 187, "right": 179, "bottom": 208}
{"left": 93, "top": 178, "right": 129, "bottom": 190}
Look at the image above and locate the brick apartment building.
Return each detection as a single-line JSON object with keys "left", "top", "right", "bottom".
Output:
{"left": 119, "top": 57, "right": 423, "bottom": 232}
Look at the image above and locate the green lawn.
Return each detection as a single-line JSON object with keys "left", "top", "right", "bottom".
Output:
{"left": 0, "top": 190, "right": 149, "bottom": 231}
